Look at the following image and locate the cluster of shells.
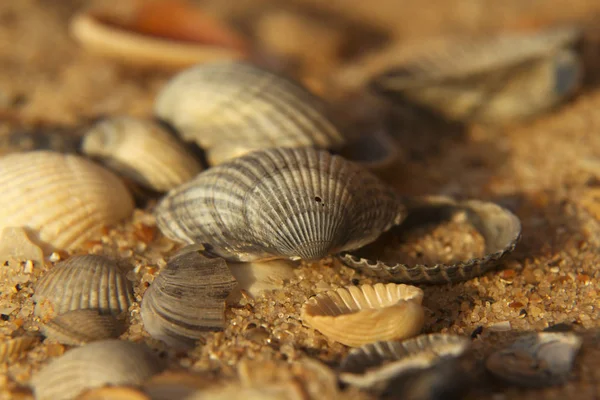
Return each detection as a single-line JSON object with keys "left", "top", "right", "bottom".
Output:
{"left": 0, "top": 20, "right": 587, "bottom": 400}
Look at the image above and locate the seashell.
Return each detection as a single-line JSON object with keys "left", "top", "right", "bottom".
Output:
{"left": 301, "top": 283, "right": 424, "bottom": 347}
{"left": 227, "top": 259, "right": 297, "bottom": 302}
{"left": 0, "top": 151, "right": 134, "bottom": 252}
{"left": 0, "top": 226, "right": 44, "bottom": 266}
{"left": 33, "top": 255, "right": 134, "bottom": 319}
{"left": 340, "top": 196, "right": 521, "bottom": 284}
{"left": 338, "top": 129, "right": 400, "bottom": 171}
{"left": 0, "top": 335, "right": 39, "bottom": 363}
{"left": 154, "top": 62, "right": 346, "bottom": 165}
{"left": 154, "top": 147, "right": 405, "bottom": 262}
{"left": 185, "top": 382, "right": 306, "bottom": 400}
{"left": 41, "top": 309, "right": 126, "bottom": 346}
{"left": 370, "top": 26, "right": 582, "bottom": 123}
{"left": 77, "top": 387, "right": 150, "bottom": 400}
{"left": 485, "top": 332, "right": 582, "bottom": 387}
{"left": 339, "top": 334, "right": 471, "bottom": 391}
{"left": 0, "top": 128, "right": 82, "bottom": 156}
{"left": 81, "top": 116, "right": 203, "bottom": 192}
{"left": 141, "top": 247, "right": 238, "bottom": 349}
{"left": 143, "top": 371, "right": 215, "bottom": 400}
{"left": 31, "top": 339, "right": 165, "bottom": 400}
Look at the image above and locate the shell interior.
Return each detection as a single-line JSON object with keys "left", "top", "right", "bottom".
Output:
{"left": 338, "top": 129, "right": 400, "bottom": 170}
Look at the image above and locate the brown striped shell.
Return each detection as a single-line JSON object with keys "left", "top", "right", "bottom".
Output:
{"left": 41, "top": 309, "right": 126, "bottom": 345}
{"left": 82, "top": 116, "right": 203, "bottom": 192}
{"left": 0, "top": 151, "right": 134, "bottom": 252}
{"left": 141, "top": 247, "right": 238, "bottom": 349}
{"left": 154, "top": 147, "right": 406, "bottom": 262}
{"left": 33, "top": 255, "right": 134, "bottom": 319}
{"left": 31, "top": 340, "right": 165, "bottom": 400}
{"left": 154, "top": 61, "right": 346, "bottom": 165}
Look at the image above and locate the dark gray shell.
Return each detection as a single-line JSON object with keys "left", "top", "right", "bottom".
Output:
{"left": 339, "top": 196, "right": 521, "bottom": 283}
{"left": 154, "top": 61, "right": 346, "bottom": 164}
{"left": 154, "top": 147, "right": 406, "bottom": 262}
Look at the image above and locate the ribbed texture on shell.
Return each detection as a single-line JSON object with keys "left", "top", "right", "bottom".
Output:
{"left": 154, "top": 61, "right": 346, "bottom": 163}
{"left": 31, "top": 340, "right": 165, "bottom": 400}
{"left": 0, "top": 151, "right": 134, "bottom": 251}
{"left": 0, "top": 336, "right": 39, "bottom": 362}
{"left": 33, "top": 255, "right": 134, "bottom": 318}
{"left": 41, "top": 309, "right": 126, "bottom": 345}
{"left": 155, "top": 147, "right": 405, "bottom": 262}
{"left": 82, "top": 117, "right": 202, "bottom": 192}
{"left": 141, "top": 249, "right": 238, "bottom": 349}
{"left": 340, "top": 197, "right": 522, "bottom": 284}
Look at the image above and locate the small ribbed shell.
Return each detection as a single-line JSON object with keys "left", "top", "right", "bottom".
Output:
{"left": 340, "top": 196, "right": 522, "bottom": 284}
{"left": 82, "top": 117, "right": 203, "bottom": 192}
{"left": 33, "top": 255, "right": 134, "bottom": 319}
{"left": 0, "top": 151, "right": 134, "bottom": 252}
{"left": 154, "top": 61, "right": 346, "bottom": 164}
{"left": 31, "top": 340, "right": 165, "bottom": 400}
{"left": 41, "top": 309, "right": 126, "bottom": 345}
{"left": 154, "top": 147, "right": 406, "bottom": 262}
{"left": 141, "top": 247, "right": 238, "bottom": 349}
{"left": 301, "top": 283, "right": 424, "bottom": 347}
{"left": 0, "top": 335, "right": 39, "bottom": 362}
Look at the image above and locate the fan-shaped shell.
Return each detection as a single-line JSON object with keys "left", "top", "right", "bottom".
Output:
{"left": 82, "top": 116, "right": 203, "bottom": 192}
{"left": 301, "top": 283, "right": 424, "bottom": 347}
{"left": 340, "top": 196, "right": 521, "bottom": 284}
{"left": 0, "top": 335, "right": 39, "bottom": 362}
{"left": 154, "top": 147, "right": 405, "bottom": 262}
{"left": 34, "top": 255, "right": 134, "bottom": 319}
{"left": 41, "top": 309, "right": 126, "bottom": 345}
{"left": 141, "top": 247, "right": 238, "bottom": 349}
{"left": 154, "top": 61, "right": 346, "bottom": 164}
{"left": 0, "top": 151, "right": 134, "bottom": 252}
{"left": 485, "top": 332, "right": 582, "bottom": 387}
{"left": 31, "top": 339, "right": 165, "bottom": 400}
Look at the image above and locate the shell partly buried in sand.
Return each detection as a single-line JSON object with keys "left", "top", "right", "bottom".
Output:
{"left": 301, "top": 283, "right": 424, "bottom": 347}
{"left": 0, "top": 335, "right": 40, "bottom": 363}
{"left": 0, "top": 151, "right": 134, "bottom": 252}
{"left": 227, "top": 259, "right": 297, "bottom": 302}
{"left": 154, "top": 147, "right": 406, "bottom": 262}
{"left": 40, "top": 309, "right": 126, "bottom": 346}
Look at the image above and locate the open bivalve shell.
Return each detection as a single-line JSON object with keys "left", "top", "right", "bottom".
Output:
{"left": 301, "top": 283, "right": 424, "bottom": 347}
{"left": 155, "top": 147, "right": 405, "bottom": 262}
{"left": 141, "top": 246, "right": 238, "bottom": 349}
{"left": 339, "top": 334, "right": 470, "bottom": 391}
{"left": 340, "top": 196, "right": 521, "bottom": 284}
{"left": 0, "top": 151, "right": 134, "bottom": 252}
{"left": 82, "top": 116, "right": 203, "bottom": 192}
{"left": 33, "top": 255, "right": 134, "bottom": 319}
{"left": 41, "top": 309, "right": 126, "bottom": 346}
{"left": 485, "top": 332, "right": 582, "bottom": 387}
{"left": 31, "top": 339, "right": 165, "bottom": 400}
{"left": 154, "top": 61, "right": 346, "bottom": 165}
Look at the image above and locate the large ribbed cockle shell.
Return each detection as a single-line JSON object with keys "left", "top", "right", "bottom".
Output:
{"left": 0, "top": 151, "right": 134, "bottom": 252}
{"left": 31, "top": 339, "right": 165, "bottom": 400}
{"left": 82, "top": 116, "right": 203, "bottom": 192}
{"left": 154, "top": 147, "right": 406, "bottom": 262}
{"left": 154, "top": 61, "right": 346, "bottom": 165}
{"left": 33, "top": 255, "right": 134, "bottom": 319}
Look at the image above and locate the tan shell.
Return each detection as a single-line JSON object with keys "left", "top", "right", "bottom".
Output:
{"left": 154, "top": 61, "right": 346, "bottom": 165}
{"left": 0, "top": 151, "right": 134, "bottom": 252}
{"left": 34, "top": 255, "right": 134, "bottom": 319}
{"left": 0, "top": 335, "right": 39, "bottom": 362}
{"left": 154, "top": 147, "right": 406, "bottom": 262}
{"left": 31, "top": 340, "right": 165, "bottom": 400}
{"left": 227, "top": 259, "right": 297, "bottom": 302}
{"left": 82, "top": 116, "right": 203, "bottom": 192}
{"left": 142, "top": 371, "right": 215, "bottom": 400}
{"left": 0, "top": 226, "right": 44, "bottom": 266}
{"left": 77, "top": 387, "right": 150, "bottom": 400}
{"left": 141, "top": 247, "right": 238, "bottom": 349}
{"left": 185, "top": 382, "right": 306, "bottom": 400}
{"left": 41, "top": 309, "right": 126, "bottom": 345}
{"left": 301, "top": 283, "right": 424, "bottom": 347}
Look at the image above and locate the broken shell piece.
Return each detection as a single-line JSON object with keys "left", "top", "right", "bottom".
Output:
{"left": 301, "top": 283, "right": 424, "bottom": 347}
{"left": 0, "top": 226, "right": 44, "bottom": 265}
{"left": 0, "top": 335, "right": 39, "bottom": 363}
{"left": 340, "top": 196, "right": 521, "bottom": 284}
{"left": 82, "top": 116, "right": 202, "bottom": 192}
{"left": 33, "top": 255, "right": 134, "bottom": 319}
{"left": 41, "top": 309, "right": 126, "bottom": 346}
{"left": 485, "top": 332, "right": 582, "bottom": 387}
{"left": 227, "top": 259, "right": 297, "bottom": 302}
{"left": 338, "top": 129, "right": 400, "bottom": 170}
{"left": 77, "top": 387, "right": 150, "bottom": 400}
{"left": 31, "top": 340, "right": 165, "bottom": 400}
{"left": 141, "top": 248, "right": 238, "bottom": 349}
{"left": 0, "top": 151, "right": 134, "bottom": 252}
{"left": 339, "top": 334, "right": 470, "bottom": 391}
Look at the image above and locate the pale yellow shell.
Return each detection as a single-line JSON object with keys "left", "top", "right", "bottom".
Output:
{"left": 227, "top": 259, "right": 297, "bottom": 302}
{"left": 82, "top": 117, "right": 203, "bottom": 192}
{"left": 301, "top": 283, "right": 424, "bottom": 347}
{"left": 0, "top": 151, "right": 134, "bottom": 252}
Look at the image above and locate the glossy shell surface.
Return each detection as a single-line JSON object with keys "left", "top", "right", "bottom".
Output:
{"left": 41, "top": 309, "right": 126, "bottom": 345}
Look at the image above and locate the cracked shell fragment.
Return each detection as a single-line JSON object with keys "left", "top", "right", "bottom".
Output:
{"left": 485, "top": 332, "right": 582, "bottom": 387}
{"left": 301, "top": 283, "right": 424, "bottom": 347}
{"left": 41, "top": 309, "right": 126, "bottom": 346}
{"left": 154, "top": 147, "right": 406, "bottom": 262}
{"left": 340, "top": 196, "right": 521, "bottom": 284}
{"left": 31, "top": 340, "right": 165, "bottom": 400}
{"left": 0, "top": 151, "right": 134, "bottom": 252}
